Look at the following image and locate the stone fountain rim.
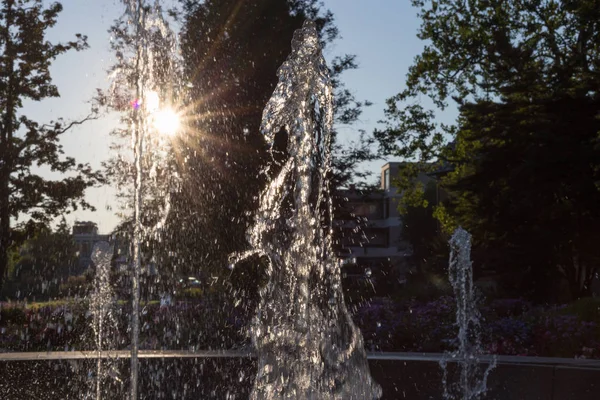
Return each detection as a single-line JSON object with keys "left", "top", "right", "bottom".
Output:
{"left": 0, "top": 350, "right": 599, "bottom": 369}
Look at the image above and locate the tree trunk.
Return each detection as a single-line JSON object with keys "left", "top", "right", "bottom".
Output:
{"left": 563, "top": 253, "right": 594, "bottom": 300}
{"left": 0, "top": 194, "right": 9, "bottom": 291}
{"left": 0, "top": 0, "right": 15, "bottom": 291}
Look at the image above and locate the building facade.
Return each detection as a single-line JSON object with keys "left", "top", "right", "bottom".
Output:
{"left": 336, "top": 162, "right": 434, "bottom": 286}
{"left": 72, "top": 221, "right": 110, "bottom": 272}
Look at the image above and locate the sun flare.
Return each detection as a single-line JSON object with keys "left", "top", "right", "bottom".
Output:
{"left": 153, "top": 108, "right": 180, "bottom": 136}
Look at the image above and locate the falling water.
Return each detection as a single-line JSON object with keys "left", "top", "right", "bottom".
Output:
{"left": 230, "top": 21, "right": 380, "bottom": 400}
{"left": 440, "top": 227, "right": 495, "bottom": 399}
{"left": 88, "top": 242, "right": 119, "bottom": 400}
{"left": 111, "top": 1, "right": 179, "bottom": 398}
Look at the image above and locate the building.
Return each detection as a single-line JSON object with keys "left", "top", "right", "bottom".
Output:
{"left": 336, "top": 162, "right": 435, "bottom": 286}
{"left": 72, "top": 221, "right": 110, "bottom": 272}
{"left": 107, "top": 230, "right": 131, "bottom": 274}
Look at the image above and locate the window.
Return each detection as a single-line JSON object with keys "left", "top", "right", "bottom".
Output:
{"left": 351, "top": 201, "right": 383, "bottom": 219}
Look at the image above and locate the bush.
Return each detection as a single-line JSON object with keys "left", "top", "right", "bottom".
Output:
{"left": 58, "top": 275, "right": 91, "bottom": 298}
{"left": 178, "top": 288, "right": 204, "bottom": 300}
{"left": 351, "top": 295, "right": 600, "bottom": 359}
{"left": 352, "top": 298, "right": 399, "bottom": 351}
{"left": 485, "top": 317, "right": 534, "bottom": 356}
{"left": 1, "top": 294, "right": 599, "bottom": 359}
{"left": 554, "top": 297, "right": 600, "bottom": 323}
{"left": 393, "top": 272, "right": 452, "bottom": 303}
{"left": 486, "top": 298, "right": 532, "bottom": 318}
{"left": 0, "top": 301, "right": 91, "bottom": 351}
{"left": 532, "top": 315, "right": 600, "bottom": 358}
{"left": 393, "top": 296, "right": 456, "bottom": 352}
{"left": 353, "top": 296, "right": 457, "bottom": 352}
{"left": 0, "top": 305, "right": 27, "bottom": 325}
{"left": 0, "top": 298, "right": 248, "bottom": 352}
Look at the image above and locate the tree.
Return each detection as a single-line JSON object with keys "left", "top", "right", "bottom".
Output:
{"left": 2, "top": 217, "right": 78, "bottom": 300}
{"left": 375, "top": 0, "right": 600, "bottom": 300}
{"left": 0, "top": 0, "right": 104, "bottom": 290}
{"left": 448, "top": 95, "right": 600, "bottom": 300}
{"left": 401, "top": 180, "right": 446, "bottom": 271}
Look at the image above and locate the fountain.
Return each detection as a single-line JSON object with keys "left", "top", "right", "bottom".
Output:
{"left": 230, "top": 21, "right": 380, "bottom": 400}
{"left": 106, "top": 1, "right": 180, "bottom": 398}
{"left": 3, "top": 2, "right": 600, "bottom": 399}
{"left": 88, "top": 242, "right": 121, "bottom": 400}
{"left": 104, "top": 0, "right": 379, "bottom": 396}
{"left": 440, "top": 227, "right": 496, "bottom": 399}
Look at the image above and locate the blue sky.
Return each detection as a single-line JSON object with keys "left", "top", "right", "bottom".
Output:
{"left": 28, "top": 0, "right": 456, "bottom": 233}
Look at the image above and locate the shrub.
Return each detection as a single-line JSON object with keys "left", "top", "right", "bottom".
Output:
{"left": 1, "top": 295, "right": 599, "bottom": 359}
{"left": 485, "top": 317, "right": 534, "bottom": 356}
{"left": 532, "top": 315, "right": 600, "bottom": 358}
{"left": 58, "top": 275, "right": 91, "bottom": 298}
{"left": 393, "top": 296, "right": 456, "bottom": 352}
{"left": 555, "top": 297, "right": 600, "bottom": 323}
{"left": 178, "top": 288, "right": 204, "bottom": 299}
{"left": 393, "top": 272, "right": 451, "bottom": 303}
{"left": 352, "top": 298, "right": 399, "bottom": 351}
{"left": 0, "top": 305, "right": 27, "bottom": 325}
{"left": 487, "top": 298, "right": 532, "bottom": 318}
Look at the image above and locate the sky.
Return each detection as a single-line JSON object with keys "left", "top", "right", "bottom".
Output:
{"left": 27, "top": 0, "right": 457, "bottom": 233}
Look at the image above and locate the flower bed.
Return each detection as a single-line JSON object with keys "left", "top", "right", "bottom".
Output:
{"left": 352, "top": 296, "right": 600, "bottom": 359}
{"left": 0, "top": 298, "right": 248, "bottom": 352}
{"left": 0, "top": 296, "right": 598, "bottom": 359}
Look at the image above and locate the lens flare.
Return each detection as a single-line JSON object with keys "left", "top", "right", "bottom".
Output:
{"left": 153, "top": 109, "right": 180, "bottom": 136}
{"left": 131, "top": 98, "right": 142, "bottom": 110}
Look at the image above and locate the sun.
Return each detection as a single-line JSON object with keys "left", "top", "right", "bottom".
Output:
{"left": 153, "top": 108, "right": 180, "bottom": 136}
{"left": 140, "top": 90, "right": 181, "bottom": 136}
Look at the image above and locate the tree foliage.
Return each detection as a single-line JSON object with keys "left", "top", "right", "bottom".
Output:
{"left": 401, "top": 181, "right": 446, "bottom": 272}
{"left": 0, "top": 0, "right": 104, "bottom": 289}
{"left": 376, "top": 0, "right": 600, "bottom": 300}
{"left": 2, "top": 217, "right": 77, "bottom": 300}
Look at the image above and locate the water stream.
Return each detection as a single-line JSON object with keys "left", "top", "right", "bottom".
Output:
{"left": 441, "top": 227, "right": 496, "bottom": 400}
{"left": 89, "top": 241, "right": 119, "bottom": 400}
{"left": 230, "top": 21, "right": 380, "bottom": 400}
{"left": 112, "top": 1, "right": 178, "bottom": 397}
